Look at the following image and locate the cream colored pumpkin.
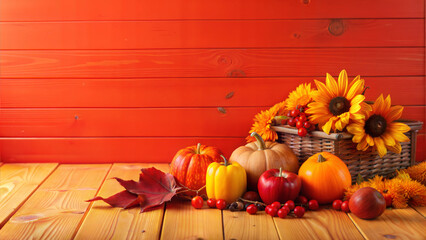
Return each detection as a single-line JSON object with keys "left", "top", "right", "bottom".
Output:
{"left": 230, "top": 132, "right": 299, "bottom": 190}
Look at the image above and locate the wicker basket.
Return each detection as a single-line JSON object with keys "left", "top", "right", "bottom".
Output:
{"left": 272, "top": 120, "right": 423, "bottom": 183}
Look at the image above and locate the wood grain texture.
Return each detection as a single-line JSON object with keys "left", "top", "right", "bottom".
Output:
{"left": 223, "top": 210, "right": 279, "bottom": 240}
{"left": 1, "top": 77, "right": 424, "bottom": 108}
{"left": 0, "top": 0, "right": 423, "bottom": 21}
{"left": 1, "top": 48, "right": 424, "bottom": 78}
{"left": 161, "top": 200, "right": 223, "bottom": 240}
{"left": 0, "top": 164, "right": 111, "bottom": 240}
{"left": 0, "top": 107, "right": 264, "bottom": 137}
{"left": 0, "top": 106, "right": 423, "bottom": 137}
{"left": 273, "top": 208, "right": 364, "bottom": 240}
{"left": 0, "top": 137, "right": 246, "bottom": 163}
{"left": 74, "top": 163, "right": 169, "bottom": 240}
{"left": 348, "top": 208, "right": 426, "bottom": 240}
{"left": 412, "top": 206, "right": 426, "bottom": 217}
{"left": 1, "top": 19, "right": 423, "bottom": 49}
{"left": 0, "top": 163, "right": 58, "bottom": 227}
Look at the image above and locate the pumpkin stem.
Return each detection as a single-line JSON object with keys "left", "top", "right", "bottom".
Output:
{"left": 221, "top": 155, "right": 228, "bottom": 166}
{"left": 318, "top": 154, "right": 327, "bottom": 162}
{"left": 196, "top": 143, "right": 201, "bottom": 154}
{"left": 250, "top": 132, "right": 266, "bottom": 150}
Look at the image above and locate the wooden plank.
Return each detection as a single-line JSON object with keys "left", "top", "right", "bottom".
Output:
{"left": 0, "top": 0, "right": 423, "bottom": 21}
{"left": 0, "top": 106, "right": 423, "bottom": 137}
{"left": 273, "top": 208, "right": 364, "bottom": 240}
{"left": 415, "top": 134, "right": 425, "bottom": 161}
{"left": 0, "top": 163, "right": 58, "bottom": 227}
{"left": 161, "top": 199, "right": 223, "bottom": 240}
{"left": 0, "top": 137, "right": 246, "bottom": 163}
{"left": 1, "top": 77, "right": 424, "bottom": 108}
{"left": 223, "top": 210, "right": 279, "bottom": 240}
{"left": 74, "top": 163, "right": 169, "bottom": 240}
{"left": 0, "top": 48, "right": 424, "bottom": 78}
{"left": 0, "top": 164, "right": 111, "bottom": 240}
{"left": 348, "top": 208, "right": 426, "bottom": 240}
{"left": 0, "top": 107, "right": 263, "bottom": 137}
{"left": 1, "top": 19, "right": 423, "bottom": 49}
{"left": 412, "top": 206, "right": 426, "bottom": 217}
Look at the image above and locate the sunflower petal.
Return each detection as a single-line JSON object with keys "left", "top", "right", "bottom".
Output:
{"left": 357, "top": 137, "right": 369, "bottom": 151}
{"left": 351, "top": 113, "right": 366, "bottom": 120}
{"left": 338, "top": 70, "right": 349, "bottom": 96}
{"left": 314, "top": 80, "right": 333, "bottom": 99}
{"left": 322, "top": 119, "right": 333, "bottom": 135}
{"left": 388, "top": 130, "right": 410, "bottom": 142}
{"left": 326, "top": 73, "right": 339, "bottom": 96}
{"left": 351, "top": 94, "right": 365, "bottom": 106}
{"left": 347, "top": 123, "right": 365, "bottom": 134}
{"left": 373, "top": 94, "right": 385, "bottom": 115}
{"left": 381, "top": 133, "right": 396, "bottom": 146}
{"left": 346, "top": 79, "right": 365, "bottom": 100}
{"left": 389, "top": 122, "right": 411, "bottom": 133}
{"left": 383, "top": 95, "right": 392, "bottom": 115}
{"left": 350, "top": 103, "right": 362, "bottom": 114}
{"left": 366, "top": 135, "right": 374, "bottom": 146}
{"left": 387, "top": 142, "right": 402, "bottom": 154}
{"left": 335, "top": 119, "right": 343, "bottom": 131}
{"left": 374, "top": 137, "right": 387, "bottom": 158}
{"left": 353, "top": 132, "right": 366, "bottom": 143}
{"left": 386, "top": 105, "right": 404, "bottom": 122}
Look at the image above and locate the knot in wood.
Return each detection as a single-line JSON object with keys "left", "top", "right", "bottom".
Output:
{"left": 227, "top": 69, "right": 246, "bottom": 77}
{"left": 301, "top": 0, "right": 310, "bottom": 5}
{"left": 217, "top": 55, "right": 232, "bottom": 65}
{"left": 328, "top": 19, "right": 345, "bottom": 36}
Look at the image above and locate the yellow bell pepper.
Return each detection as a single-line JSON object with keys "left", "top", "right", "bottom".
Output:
{"left": 206, "top": 155, "right": 247, "bottom": 204}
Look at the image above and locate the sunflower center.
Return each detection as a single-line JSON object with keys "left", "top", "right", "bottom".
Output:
{"left": 364, "top": 114, "right": 387, "bottom": 137}
{"left": 329, "top": 97, "right": 350, "bottom": 116}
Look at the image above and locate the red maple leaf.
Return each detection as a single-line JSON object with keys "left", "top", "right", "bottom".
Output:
{"left": 87, "top": 167, "right": 180, "bottom": 212}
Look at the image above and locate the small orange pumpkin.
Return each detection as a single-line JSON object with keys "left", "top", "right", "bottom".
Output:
{"left": 298, "top": 152, "right": 351, "bottom": 204}
{"left": 230, "top": 132, "right": 299, "bottom": 190}
{"left": 170, "top": 143, "right": 222, "bottom": 193}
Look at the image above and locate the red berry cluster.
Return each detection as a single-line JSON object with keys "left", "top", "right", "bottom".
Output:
{"left": 191, "top": 196, "right": 227, "bottom": 210}
{"left": 284, "top": 106, "right": 316, "bottom": 137}
{"left": 332, "top": 199, "right": 350, "bottom": 213}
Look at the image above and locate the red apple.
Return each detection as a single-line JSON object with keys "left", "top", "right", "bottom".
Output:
{"left": 258, "top": 168, "right": 301, "bottom": 205}
{"left": 349, "top": 187, "right": 386, "bottom": 219}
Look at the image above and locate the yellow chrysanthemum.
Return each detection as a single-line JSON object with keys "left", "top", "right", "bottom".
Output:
{"left": 306, "top": 70, "right": 371, "bottom": 134}
{"left": 285, "top": 83, "right": 315, "bottom": 110}
{"left": 346, "top": 94, "right": 410, "bottom": 158}
{"left": 269, "top": 100, "right": 287, "bottom": 117}
{"left": 401, "top": 161, "right": 426, "bottom": 185}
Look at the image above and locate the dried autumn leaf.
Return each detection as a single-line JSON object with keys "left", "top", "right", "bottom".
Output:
{"left": 87, "top": 167, "right": 180, "bottom": 212}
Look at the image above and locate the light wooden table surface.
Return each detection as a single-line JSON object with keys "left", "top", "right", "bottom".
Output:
{"left": 0, "top": 163, "right": 425, "bottom": 240}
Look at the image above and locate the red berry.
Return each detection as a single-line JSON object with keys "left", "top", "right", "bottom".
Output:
{"left": 288, "top": 118, "right": 296, "bottom": 127}
{"left": 294, "top": 206, "right": 305, "bottom": 218}
{"left": 216, "top": 199, "right": 226, "bottom": 210}
{"left": 207, "top": 198, "right": 216, "bottom": 208}
{"left": 191, "top": 196, "right": 204, "bottom": 209}
{"left": 268, "top": 207, "right": 278, "bottom": 217}
{"left": 277, "top": 208, "right": 288, "bottom": 218}
{"left": 290, "top": 109, "right": 300, "bottom": 117}
{"left": 246, "top": 204, "right": 258, "bottom": 215}
{"left": 303, "top": 121, "right": 311, "bottom": 129}
{"left": 271, "top": 201, "right": 281, "bottom": 210}
{"left": 308, "top": 200, "right": 319, "bottom": 211}
{"left": 298, "top": 127, "right": 308, "bottom": 137}
{"left": 341, "top": 201, "right": 350, "bottom": 213}
{"left": 296, "top": 120, "right": 304, "bottom": 129}
{"left": 286, "top": 111, "right": 292, "bottom": 117}
{"left": 332, "top": 200, "right": 343, "bottom": 211}
{"left": 281, "top": 206, "right": 290, "bottom": 214}
{"left": 281, "top": 119, "right": 287, "bottom": 125}
{"left": 296, "top": 195, "right": 308, "bottom": 205}
{"left": 383, "top": 194, "right": 392, "bottom": 207}
{"left": 298, "top": 114, "right": 307, "bottom": 122}
{"left": 284, "top": 200, "right": 295, "bottom": 210}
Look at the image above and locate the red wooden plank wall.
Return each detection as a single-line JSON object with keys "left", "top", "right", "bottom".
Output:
{"left": 0, "top": 0, "right": 425, "bottom": 163}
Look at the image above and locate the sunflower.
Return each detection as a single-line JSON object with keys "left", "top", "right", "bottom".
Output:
{"left": 346, "top": 94, "right": 410, "bottom": 158}
{"left": 305, "top": 69, "right": 370, "bottom": 134}
{"left": 285, "top": 83, "right": 315, "bottom": 110}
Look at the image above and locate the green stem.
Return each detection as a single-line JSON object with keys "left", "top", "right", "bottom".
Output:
{"left": 318, "top": 154, "right": 327, "bottom": 163}
{"left": 196, "top": 143, "right": 201, "bottom": 154}
{"left": 221, "top": 155, "right": 229, "bottom": 166}
{"left": 250, "top": 132, "right": 266, "bottom": 150}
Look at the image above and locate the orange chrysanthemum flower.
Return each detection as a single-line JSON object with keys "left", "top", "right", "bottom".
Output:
{"left": 285, "top": 83, "right": 315, "bottom": 110}
{"left": 401, "top": 161, "right": 426, "bottom": 185}
{"left": 246, "top": 100, "right": 286, "bottom": 143}
{"left": 306, "top": 70, "right": 371, "bottom": 134}
{"left": 346, "top": 94, "right": 410, "bottom": 158}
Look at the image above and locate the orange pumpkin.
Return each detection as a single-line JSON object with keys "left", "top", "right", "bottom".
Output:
{"left": 170, "top": 143, "right": 222, "bottom": 193}
{"left": 229, "top": 132, "right": 299, "bottom": 190}
{"left": 298, "top": 152, "right": 351, "bottom": 204}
